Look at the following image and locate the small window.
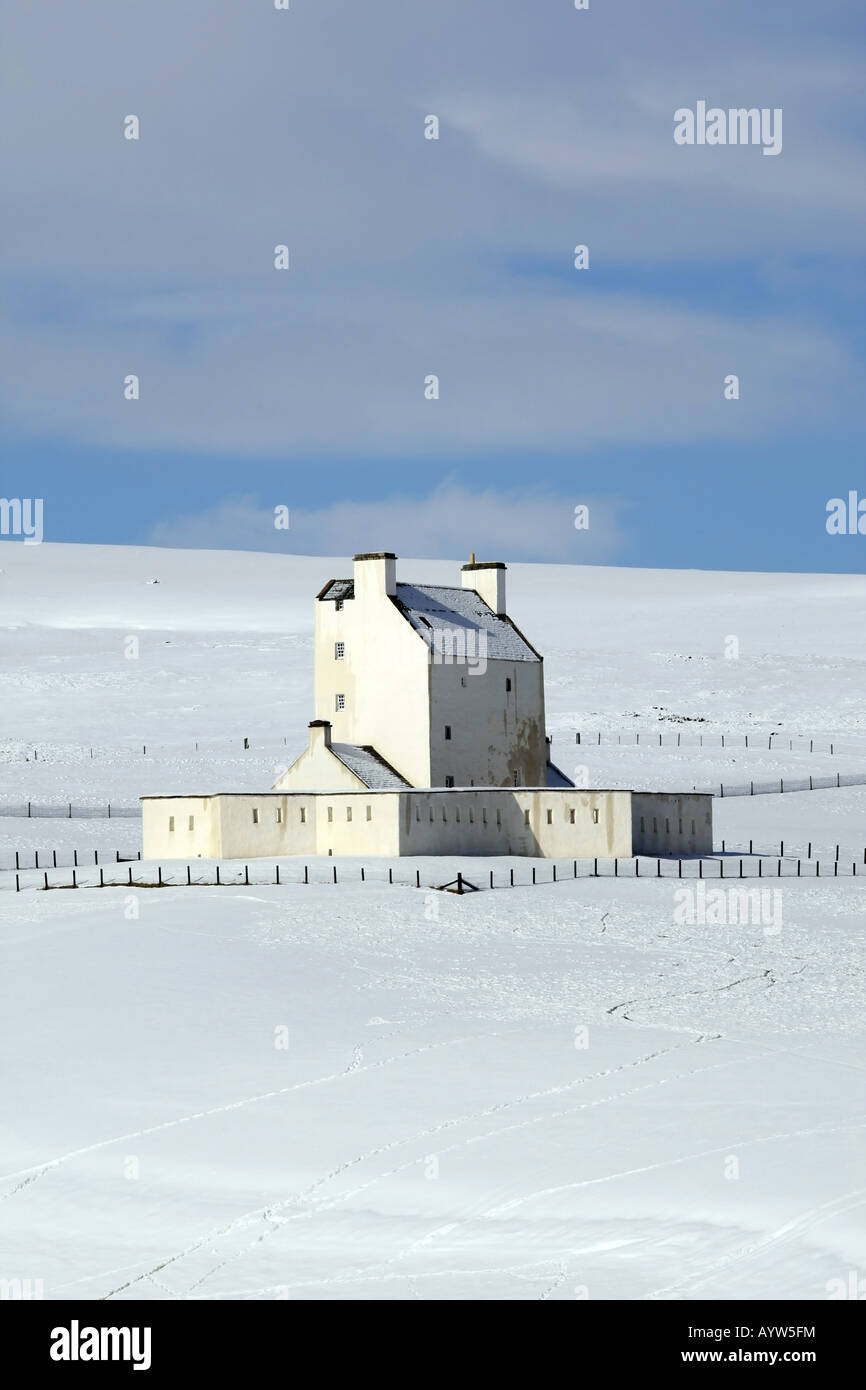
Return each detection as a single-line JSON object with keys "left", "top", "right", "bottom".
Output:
{"left": 168, "top": 815, "right": 175, "bottom": 832}
{"left": 429, "top": 807, "right": 434, "bottom": 821}
{"left": 506, "top": 678, "right": 512, "bottom": 692}
{"left": 415, "top": 805, "right": 420, "bottom": 821}
{"left": 346, "top": 806, "right": 352, "bottom": 822}
{"left": 335, "top": 694, "right": 345, "bottom": 711}
{"left": 524, "top": 809, "right": 530, "bottom": 826}
{"left": 665, "top": 818, "right": 670, "bottom": 834}
{"left": 188, "top": 815, "right": 195, "bottom": 831}
{"left": 275, "top": 807, "right": 282, "bottom": 824}
{"left": 546, "top": 809, "right": 553, "bottom": 825}
{"left": 444, "top": 725, "right": 452, "bottom": 740}
{"left": 569, "top": 809, "right": 575, "bottom": 824}
{"left": 455, "top": 807, "right": 460, "bottom": 822}
{"left": 496, "top": 808, "right": 501, "bottom": 827}
{"left": 640, "top": 816, "right": 645, "bottom": 833}
{"left": 366, "top": 805, "right": 372, "bottom": 821}
{"left": 300, "top": 806, "right": 306, "bottom": 823}
{"left": 512, "top": 770, "right": 519, "bottom": 787}
{"left": 678, "top": 818, "right": 683, "bottom": 834}
{"left": 592, "top": 808, "right": 599, "bottom": 824}
{"left": 469, "top": 808, "right": 474, "bottom": 823}
{"left": 460, "top": 676, "right": 467, "bottom": 687}
{"left": 252, "top": 807, "right": 259, "bottom": 824}
{"left": 335, "top": 641, "right": 345, "bottom": 660}
{"left": 442, "top": 806, "right": 447, "bottom": 821}
{"left": 691, "top": 819, "right": 696, "bottom": 834}
{"left": 482, "top": 808, "right": 487, "bottom": 825}
{"left": 445, "top": 775, "right": 454, "bottom": 787}
{"left": 653, "top": 817, "right": 657, "bottom": 833}
{"left": 335, "top": 598, "right": 344, "bottom": 611}
{"left": 327, "top": 806, "right": 333, "bottom": 823}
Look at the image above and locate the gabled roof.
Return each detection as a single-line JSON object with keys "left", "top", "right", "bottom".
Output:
{"left": 330, "top": 743, "right": 412, "bottom": 789}
{"left": 394, "top": 584, "right": 540, "bottom": 662}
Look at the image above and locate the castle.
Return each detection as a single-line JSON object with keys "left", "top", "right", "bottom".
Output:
{"left": 141, "top": 553, "right": 712, "bottom": 860}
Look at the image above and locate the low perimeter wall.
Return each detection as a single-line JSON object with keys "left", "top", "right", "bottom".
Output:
{"left": 142, "top": 788, "right": 713, "bottom": 861}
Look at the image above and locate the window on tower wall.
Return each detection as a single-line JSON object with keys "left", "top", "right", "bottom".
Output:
{"left": 445, "top": 775, "right": 454, "bottom": 787}
{"left": 512, "top": 770, "right": 519, "bottom": 786}
{"left": 335, "top": 694, "right": 345, "bottom": 711}
{"left": 444, "top": 726, "right": 452, "bottom": 740}
{"left": 506, "top": 678, "right": 512, "bottom": 692}
{"left": 335, "top": 642, "right": 345, "bottom": 659}
{"left": 335, "top": 599, "right": 343, "bottom": 611}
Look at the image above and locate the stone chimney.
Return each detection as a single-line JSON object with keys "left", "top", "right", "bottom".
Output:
{"left": 461, "top": 560, "right": 506, "bottom": 617}
{"left": 353, "top": 551, "right": 397, "bottom": 600}
{"left": 308, "top": 719, "right": 332, "bottom": 751}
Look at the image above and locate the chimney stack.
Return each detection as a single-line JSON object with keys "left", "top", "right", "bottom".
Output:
{"left": 461, "top": 560, "right": 506, "bottom": 617}
{"left": 353, "top": 551, "right": 397, "bottom": 600}
{"left": 308, "top": 719, "right": 332, "bottom": 750}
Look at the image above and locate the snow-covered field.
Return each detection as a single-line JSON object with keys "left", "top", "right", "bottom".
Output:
{"left": 1, "top": 542, "right": 865, "bottom": 1300}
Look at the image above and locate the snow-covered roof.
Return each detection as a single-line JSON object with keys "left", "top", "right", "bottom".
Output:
{"left": 395, "top": 584, "right": 540, "bottom": 662}
{"left": 319, "top": 578, "right": 354, "bottom": 602}
{"left": 330, "top": 743, "right": 411, "bottom": 789}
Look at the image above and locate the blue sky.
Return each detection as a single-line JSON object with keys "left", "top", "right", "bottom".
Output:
{"left": 2, "top": 0, "right": 865, "bottom": 570}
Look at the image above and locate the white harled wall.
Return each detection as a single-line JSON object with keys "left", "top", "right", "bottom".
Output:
{"left": 142, "top": 789, "right": 713, "bottom": 861}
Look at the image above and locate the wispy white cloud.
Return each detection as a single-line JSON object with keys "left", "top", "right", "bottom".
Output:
{"left": 148, "top": 481, "right": 629, "bottom": 563}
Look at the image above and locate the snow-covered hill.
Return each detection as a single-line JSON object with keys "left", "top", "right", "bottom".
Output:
{"left": 1, "top": 542, "right": 864, "bottom": 1300}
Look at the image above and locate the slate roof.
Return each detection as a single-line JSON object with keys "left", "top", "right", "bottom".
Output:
{"left": 394, "top": 584, "right": 539, "bottom": 662}
{"left": 330, "top": 743, "right": 412, "bottom": 789}
{"left": 319, "top": 578, "right": 354, "bottom": 601}
{"left": 546, "top": 761, "right": 576, "bottom": 788}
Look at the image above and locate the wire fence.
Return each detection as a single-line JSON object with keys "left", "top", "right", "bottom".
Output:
{"left": 2, "top": 836, "right": 862, "bottom": 876}
{"left": 8, "top": 726, "right": 866, "bottom": 762}
{"left": 0, "top": 803, "right": 141, "bottom": 820}
{"left": 4, "top": 852, "right": 866, "bottom": 895}
{"left": 571, "top": 730, "right": 866, "bottom": 756}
